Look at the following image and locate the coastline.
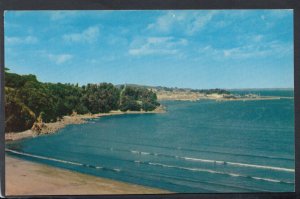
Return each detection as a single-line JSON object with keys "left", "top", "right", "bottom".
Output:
{"left": 5, "top": 105, "right": 166, "bottom": 142}
{"left": 157, "top": 92, "right": 293, "bottom": 102}
{"left": 5, "top": 93, "right": 293, "bottom": 142}
{"left": 5, "top": 156, "right": 169, "bottom": 195}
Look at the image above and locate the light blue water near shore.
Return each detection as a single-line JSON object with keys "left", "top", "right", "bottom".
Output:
{"left": 6, "top": 90, "right": 295, "bottom": 193}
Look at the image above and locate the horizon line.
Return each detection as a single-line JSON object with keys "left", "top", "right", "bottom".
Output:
{"left": 5, "top": 69, "right": 294, "bottom": 91}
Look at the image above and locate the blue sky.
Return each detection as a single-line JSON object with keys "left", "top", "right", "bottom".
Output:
{"left": 4, "top": 10, "right": 293, "bottom": 89}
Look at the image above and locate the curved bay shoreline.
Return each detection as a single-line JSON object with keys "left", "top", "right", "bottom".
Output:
{"left": 5, "top": 105, "right": 169, "bottom": 196}
{"left": 5, "top": 95, "right": 292, "bottom": 196}
{"left": 5, "top": 105, "right": 166, "bottom": 142}
{"left": 5, "top": 95, "right": 293, "bottom": 142}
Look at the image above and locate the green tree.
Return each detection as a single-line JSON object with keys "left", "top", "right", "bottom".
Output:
{"left": 5, "top": 87, "right": 36, "bottom": 132}
{"left": 4, "top": 69, "right": 161, "bottom": 133}
{"left": 119, "top": 86, "right": 159, "bottom": 112}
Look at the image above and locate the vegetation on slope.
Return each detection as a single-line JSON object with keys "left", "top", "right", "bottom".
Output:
{"left": 4, "top": 69, "right": 159, "bottom": 132}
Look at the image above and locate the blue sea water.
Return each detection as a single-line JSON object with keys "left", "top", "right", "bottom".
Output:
{"left": 6, "top": 90, "right": 295, "bottom": 193}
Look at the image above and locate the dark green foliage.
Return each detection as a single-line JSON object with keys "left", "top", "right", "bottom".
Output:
{"left": 154, "top": 86, "right": 230, "bottom": 95}
{"left": 120, "top": 86, "right": 159, "bottom": 112}
{"left": 5, "top": 87, "right": 36, "bottom": 132}
{"left": 202, "top": 88, "right": 230, "bottom": 95}
{"left": 5, "top": 72, "right": 38, "bottom": 89}
{"left": 120, "top": 96, "right": 141, "bottom": 112}
{"left": 4, "top": 70, "right": 160, "bottom": 132}
{"left": 46, "top": 83, "right": 88, "bottom": 117}
{"left": 119, "top": 86, "right": 142, "bottom": 112}
{"left": 141, "top": 101, "right": 157, "bottom": 112}
{"left": 82, "top": 83, "right": 120, "bottom": 114}
{"left": 140, "top": 90, "right": 159, "bottom": 111}
{"left": 18, "top": 81, "right": 57, "bottom": 122}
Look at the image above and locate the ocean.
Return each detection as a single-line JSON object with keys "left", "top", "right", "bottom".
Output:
{"left": 6, "top": 89, "right": 295, "bottom": 193}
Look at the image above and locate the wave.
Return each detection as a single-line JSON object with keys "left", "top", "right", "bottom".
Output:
{"left": 6, "top": 149, "right": 84, "bottom": 166}
{"left": 62, "top": 144, "right": 293, "bottom": 173}
{"left": 141, "top": 161, "right": 294, "bottom": 185}
{"left": 6, "top": 149, "right": 293, "bottom": 186}
{"left": 175, "top": 147, "right": 293, "bottom": 161}
{"left": 5, "top": 149, "right": 121, "bottom": 173}
{"left": 225, "top": 161, "right": 294, "bottom": 172}
{"left": 144, "top": 172, "right": 271, "bottom": 192}
{"left": 94, "top": 138, "right": 293, "bottom": 161}
{"left": 6, "top": 149, "right": 247, "bottom": 192}
{"left": 181, "top": 157, "right": 294, "bottom": 172}
{"left": 129, "top": 150, "right": 294, "bottom": 173}
{"left": 31, "top": 142, "right": 293, "bottom": 174}
{"left": 130, "top": 150, "right": 150, "bottom": 155}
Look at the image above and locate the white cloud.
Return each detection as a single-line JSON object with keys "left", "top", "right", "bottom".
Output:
{"left": 48, "top": 53, "right": 73, "bottom": 64}
{"left": 63, "top": 26, "right": 100, "bottom": 43}
{"left": 147, "top": 12, "right": 176, "bottom": 33}
{"left": 48, "top": 11, "right": 80, "bottom": 21}
{"left": 147, "top": 11, "right": 219, "bottom": 35}
{"left": 236, "top": 34, "right": 264, "bottom": 45}
{"left": 186, "top": 12, "right": 217, "bottom": 35}
{"left": 198, "top": 41, "right": 292, "bottom": 60}
{"left": 222, "top": 41, "right": 292, "bottom": 59}
{"left": 129, "top": 37, "right": 188, "bottom": 56}
{"left": 5, "top": 36, "right": 38, "bottom": 45}
{"left": 221, "top": 46, "right": 261, "bottom": 58}
{"left": 252, "top": 35, "right": 264, "bottom": 42}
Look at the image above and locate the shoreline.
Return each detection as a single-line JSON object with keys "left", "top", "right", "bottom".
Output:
{"left": 5, "top": 94, "right": 293, "bottom": 141}
{"left": 5, "top": 156, "right": 170, "bottom": 196}
{"left": 157, "top": 94, "right": 293, "bottom": 102}
{"left": 5, "top": 105, "right": 166, "bottom": 142}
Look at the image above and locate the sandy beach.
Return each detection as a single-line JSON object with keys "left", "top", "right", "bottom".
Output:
{"left": 5, "top": 105, "right": 166, "bottom": 142}
{"left": 5, "top": 105, "right": 169, "bottom": 196}
{"left": 5, "top": 156, "right": 169, "bottom": 196}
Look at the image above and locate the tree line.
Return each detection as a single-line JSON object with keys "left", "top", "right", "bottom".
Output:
{"left": 4, "top": 68, "right": 160, "bottom": 132}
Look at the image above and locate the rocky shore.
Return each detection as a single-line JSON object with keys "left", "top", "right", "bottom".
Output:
{"left": 5, "top": 105, "right": 166, "bottom": 141}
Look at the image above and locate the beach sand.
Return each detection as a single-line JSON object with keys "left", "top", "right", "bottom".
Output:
{"left": 156, "top": 91, "right": 287, "bottom": 101}
{"left": 5, "top": 156, "right": 169, "bottom": 196}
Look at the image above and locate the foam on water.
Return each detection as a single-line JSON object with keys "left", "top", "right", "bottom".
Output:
{"left": 6, "top": 97, "right": 295, "bottom": 192}
{"left": 98, "top": 138, "right": 294, "bottom": 161}
{"left": 130, "top": 149, "right": 294, "bottom": 172}
{"left": 143, "top": 161, "right": 293, "bottom": 184}
{"left": 6, "top": 149, "right": 121, "bottom": 173}
{"left": 7, "top": 148, "right": 293, "bottom": 185}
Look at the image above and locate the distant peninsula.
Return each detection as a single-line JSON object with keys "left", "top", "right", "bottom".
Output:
{"left": 120, "top": 84, "right": 290, "bottom": 101}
